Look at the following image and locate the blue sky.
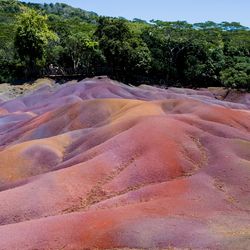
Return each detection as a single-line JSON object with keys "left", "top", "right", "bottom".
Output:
{"left": 22, "top": 0, "right": 250, "bottom": 27}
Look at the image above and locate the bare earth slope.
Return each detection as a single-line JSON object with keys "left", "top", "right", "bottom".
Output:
{"left": 0, "top": 77, "right": 249, "bottom": 250}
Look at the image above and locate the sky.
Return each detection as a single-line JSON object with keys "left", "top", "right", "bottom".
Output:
{"left": 21, "top": 0, "right": 250, "bottom": 27}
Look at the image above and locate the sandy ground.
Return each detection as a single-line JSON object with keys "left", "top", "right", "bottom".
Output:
{"left": 0, "top": 78, "right": 57, "bottom": 102}
{"left": 0, "top": 77, "right": 249, "bottom": 249}
{"left": 0, "top": 77, "right": 248, "bottom": 105}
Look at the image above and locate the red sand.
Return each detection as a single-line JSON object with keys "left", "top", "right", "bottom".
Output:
{"left": 0, "top": 77, "right": 249, "bottom": 249}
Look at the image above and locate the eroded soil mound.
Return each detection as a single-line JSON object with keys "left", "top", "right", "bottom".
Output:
{"left": 0, "top": 77, "right": 250, "bottom": 249}
{"left": 0, "top": 78, "right": 57, "bottom": 101}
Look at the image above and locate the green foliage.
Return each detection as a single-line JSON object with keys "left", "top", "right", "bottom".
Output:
{"left": 95, "top": 17, "right": 151, "bottom": 79}
{"left": 64, "top": 32, "right": 102, "bottom": 74}
{"left": 96, "top": 17, "right": 132, "bottom": 73}
{"left": 0, "top": 0, "right": 20, "bottom": 13}
{"left": 24, "top": 2, "right": 98, "bottom": 23}
{"left": 14, "top": 8, "right": 57, "bottom": 76}
{"left": 0, "top": 1, "right": 249, "bottom": 90}
{"left": 220, "top": 57, "right": 250, "bottom": 89}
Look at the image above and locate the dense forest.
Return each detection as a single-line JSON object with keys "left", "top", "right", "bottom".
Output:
{"left": 0, "top": 0, "right": 249, "bottom": 89}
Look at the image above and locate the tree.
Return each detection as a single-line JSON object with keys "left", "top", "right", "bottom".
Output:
{"left": 14, "top": 8, "right": 57, "bottom": 77}
{"left": 1, "top": 0, "right": 250, "bottom": 88}
{"left": 0, "top": 0, "right": 20, "bottom": 13}
{"left": 95, "top": 17, "right": 151, "bottom": 81}
{"left": 220, "top": 57, "right": 250, "bottom": 89}
{"left": 127, "top": 37, "right": 151, "bottom": 75}
{"left": 65, "top": 32, "right": 103, "bottom": 74}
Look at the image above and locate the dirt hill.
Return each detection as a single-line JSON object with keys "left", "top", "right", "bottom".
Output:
{"left": 0, "top": 77, "right": 249, "bottom": 249}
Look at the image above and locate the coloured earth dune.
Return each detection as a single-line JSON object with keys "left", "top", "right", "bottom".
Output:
{"left": 0, "top": 77, "right": 250, "bottom": 249}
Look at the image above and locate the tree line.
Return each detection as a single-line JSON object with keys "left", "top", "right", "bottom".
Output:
{"left": 0, "top": 0, "right": 250, "bottom": 90}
